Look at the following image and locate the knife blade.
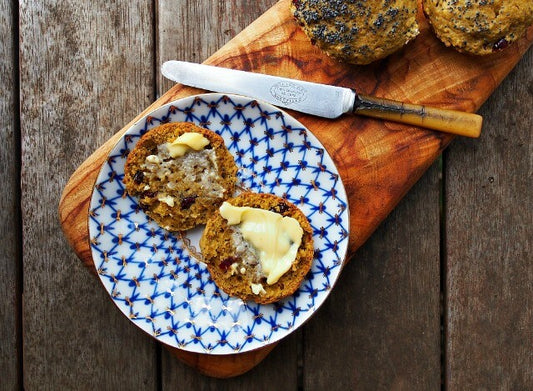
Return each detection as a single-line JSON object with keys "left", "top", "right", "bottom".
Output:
{"left": 161, "top": 60, "right": 482, "bottom": 138}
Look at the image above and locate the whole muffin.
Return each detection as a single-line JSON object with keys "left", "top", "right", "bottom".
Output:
{"left": 123, "top": 122, "right": 238, "bottom": 231}
{"left": 423, "top": 0, "right": 533, "bottom": 55}
{"left": 200, "top": 192, "right": 315, "bottom": 304}
{"left": 291, "top": 0, "right": 419, "bottom": 65}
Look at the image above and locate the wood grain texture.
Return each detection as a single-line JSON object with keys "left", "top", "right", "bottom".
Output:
{"left": 20, "top": 1, "right": 157, "bottom": 389}
{"left": 157, "top": 0, "right": 278, "bottom": 95}
{"left": 57, "top": 0, "right": 533, "bottom": 379}
{"left": 445, "top": 48, "right": 533, "bottom": 389}
{"left": 0, "top": 0, "right": 21, "bottom": 389}
{"left": 202, "top": 1, "right": 532, "bottom": 253}
{"left": 303, "top": 162, "right": 441, "bottom": 390}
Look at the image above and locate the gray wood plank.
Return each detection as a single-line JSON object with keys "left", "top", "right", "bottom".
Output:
{"left": 303, "top": 162, "right": 442, "bottom": 390}
{"left": 445, "top": 49, "right": 533, "bottom": 389}
{"left": 157, "top": 0, "right": 279, "bottom": 94}
{"left": 19, "top": 1, "right": 157, "bottom": 388}
{"left": 156, "top": 0, "right": 300, "bottom": 387}
{"left": 0, "top": 0, "right": 21, "bottom": 389}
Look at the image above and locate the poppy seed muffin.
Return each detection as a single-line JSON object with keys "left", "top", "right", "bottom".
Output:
{"left": 123, "top": 122, "right": 238, "bottom": 231}
{"left": 423, "top": 0, "right": 533, "bottom": 55}
{"left": 200, "top": 192, "right": 315, "bottom": 304}
{"left": 291, "top": 0, "right": 419, "bottom": 65}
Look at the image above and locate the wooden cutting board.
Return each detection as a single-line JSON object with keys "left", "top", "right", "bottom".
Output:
{"left": 59, "top": 0, "right": 532, "bottom": 378}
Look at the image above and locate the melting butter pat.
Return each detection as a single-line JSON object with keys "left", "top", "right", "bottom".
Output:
{"left": 219, "top": 202, "right": 303, "bottom": 285}
{"left": 166, "top": 132, "right": 210, "bottom": 158}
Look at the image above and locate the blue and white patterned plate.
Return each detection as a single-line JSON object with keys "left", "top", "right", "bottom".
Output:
{"left": 89, "top": 93, "right": 349, "bottom": 354}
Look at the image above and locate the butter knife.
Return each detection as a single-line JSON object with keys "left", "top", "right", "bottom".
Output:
{"left": 161, "top": 60, "right": 482, "bottom": 138}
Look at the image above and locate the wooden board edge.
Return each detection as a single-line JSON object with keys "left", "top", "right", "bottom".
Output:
{"left": 167, "top": 343, "right": 277, "bottom": 378}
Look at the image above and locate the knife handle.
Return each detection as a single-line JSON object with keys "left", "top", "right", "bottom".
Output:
{"left": 353, "top": 94, "right": 482, "bottom": 138}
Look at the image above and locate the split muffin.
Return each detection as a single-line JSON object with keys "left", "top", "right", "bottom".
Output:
{"left": 200, "top": 192, "right": 315, "bottom": 304}
{"left": 123, "top": 122, "right": 238, "bottom": 231}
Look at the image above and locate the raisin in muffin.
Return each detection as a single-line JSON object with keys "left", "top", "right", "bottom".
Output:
{"left": 200, "top": 192, "right": 315, "bottom": 304}
{"left": 291, "top": 0, "right": 419, "bottom": 65}
{"left": 423, "top": 0, "right": 533, "bottom": 55}
{"left": 123, "top": 122, "right": 238, "bottom": 231}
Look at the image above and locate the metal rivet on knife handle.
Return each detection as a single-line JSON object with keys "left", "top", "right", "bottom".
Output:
{"left": 352, "top": 93, "right": 483, "bottom": 138}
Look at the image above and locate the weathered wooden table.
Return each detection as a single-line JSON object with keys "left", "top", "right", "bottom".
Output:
{"left": 2, "top": 1, "right": 531, "bottom": 389}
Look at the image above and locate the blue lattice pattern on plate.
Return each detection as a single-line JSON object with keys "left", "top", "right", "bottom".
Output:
{"left": 89, "top": 93, "right": 349, "bottom": 354}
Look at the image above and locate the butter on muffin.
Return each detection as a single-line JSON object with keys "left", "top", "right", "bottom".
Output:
{"left": 123, "top": 122, "right": 238, "bottom": 231}
{"left": 291, "top": 0, "right": 419, "bottom": 65}
{"left": 200, "top": 192, "right": 315, "bottom": 304}
{"left": 423, "top": 0, "right": 533, "bottom": 55}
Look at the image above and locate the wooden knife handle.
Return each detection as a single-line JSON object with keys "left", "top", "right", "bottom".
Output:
{"left": 354, "top": 94, "right": 483, "bottom": 138}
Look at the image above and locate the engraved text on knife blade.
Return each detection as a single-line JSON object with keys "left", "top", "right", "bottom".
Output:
{"left": 269, "top": 81, "right": 307, "bottom": 105}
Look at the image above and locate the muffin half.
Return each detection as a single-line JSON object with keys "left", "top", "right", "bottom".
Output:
{"left": 123, "top": 122, "right": 238, "bottom": 231}
{"left": 200, "top": 192, "right": 315, "bottom": 304}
